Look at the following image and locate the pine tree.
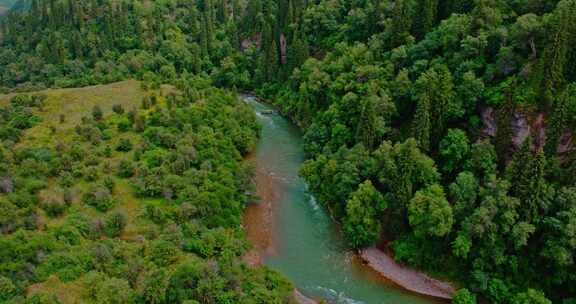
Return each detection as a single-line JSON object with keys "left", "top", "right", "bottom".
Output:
{"left": 266, "top": 39, "right": 279, "bottom": 81}
{"left": 413, "top": 0, "right": 439, "bottom": 39}
{"left": 286, "top": 27, "right": 309, "bottom": 73}
{"left": 390, "top": 0, "right": 413, "bottom": 47}
{"left": 217, "top": 0, "right": 229, "bottom": 23}
{"left": 356, "top": 97, "right": 378, "bottom": 150}
{"left": 538, "top": 0, "right": 576, "bottom": 108}
{"left": 414, "top": 66, "right": 454, "bottom": 150}
{"left": 508, "top": 138, "right": 548, "bottom": 221}
{"left": 413, "top": 91, "right": 431, "bottom": 151}
{"left": 200, "top": 15, "right": 210, "bottom": 61}
{"left": 545, "top": 84, "right": 576, "bottom": 156}
{"left": 526, "top": 149, "right": 547, "bottom": 220}
{"left": 204, "top": 11, "right": 214, "bottom": 55}
{"left": 495, "top": 79, "right": 516, "bottom": 165}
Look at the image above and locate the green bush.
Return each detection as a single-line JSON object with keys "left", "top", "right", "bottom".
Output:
{"left": 83, "top": 187, "right": 116, "bottom": 212}
{"left": 0, "top": 275, "right": 17, "bottom": 301}
{"left": 149, "top": 240, "right": 179, "bottom": 266}
{"left": 117, "top": 160, "right": 135, "bottom": 178}
{"left": 25, "top": 293, "right": 62, "bottom": 304}
{"left": 92, "top": 105, "right": 103, "bottom": 121}
{"left": 453, "top": 288, "right": 477, "bottom": 304}
{"left": 116, "top": 138, "right": 133, "bottom": 152}
{"left": 83, "top": 272, "right": 134, "bottom": 304}
{"left": 112, "top": 104, "right": 125, "bottom": 114}
{"left": 103, "top": 212, "right": 127, "bottom": 238}
{"left": 42, "top": 200, "right": 68, "bottom": 218}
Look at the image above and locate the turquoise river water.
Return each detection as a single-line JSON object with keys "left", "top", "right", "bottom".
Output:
{"left": 244, "top": 96, "right": 439, "bottom": 304}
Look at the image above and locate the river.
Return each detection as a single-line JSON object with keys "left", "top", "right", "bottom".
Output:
{"left": 242, "top": 96, "right": 441, "bottom": 304}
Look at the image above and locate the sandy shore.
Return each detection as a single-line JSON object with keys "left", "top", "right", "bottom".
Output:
{"left": 360, "top": 247, "right": 455, "bottom": 300}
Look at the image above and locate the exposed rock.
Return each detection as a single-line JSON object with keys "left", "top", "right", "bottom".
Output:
{"left": 280, "top": 32, "right": 287, "bottom": 65}
{"left": 241, "top": 33, "right": 262, "bottom": 51}
{"left": 481, "top": 107, "right": 575, "bottom": 155}
{"left": 512, "top": 111, "right": 530, "bottom": 148}
{"left": 480, "top": 106, "right": 496, "bottom": 138}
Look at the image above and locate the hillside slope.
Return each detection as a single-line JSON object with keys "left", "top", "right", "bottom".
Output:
{"left": 0, "top": 80, "right": 295, "bottom": 303}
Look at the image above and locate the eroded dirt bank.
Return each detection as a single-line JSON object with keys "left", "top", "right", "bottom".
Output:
{"left": 242, "top": 154, "right": 318, "bottom": 304}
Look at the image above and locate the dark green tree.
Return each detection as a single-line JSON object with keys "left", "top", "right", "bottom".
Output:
{"left": 343, "top": 180, "right": 388, "bottom": 248}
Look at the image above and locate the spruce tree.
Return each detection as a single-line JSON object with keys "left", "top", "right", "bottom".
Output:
{"left": 413, "top": 0, "right": 439, "bottom": 39}
{"left": 414, "top": 66, "right": 454, "bottom": 150}
{"left": 390, "top": 0, "right": 413, "bottom": 47}
{"left": 495, "top": 79, "right": 516, "bottom": 166}
{"left": 538, "top": 0, "right": 576, "bottom": 108}
{"left": 545, "top": 84, "right": 576, "bottom": 156}
{"left": 266, "top": 39, "right": 279, "bottom": 81}
{"left": 200, "top": 15, "right": 210, "bottom": 61}
{"left": 286, "top": 27, "right": 309, "bottom": 73}
{"left": 508, "top": 138, "right": 548, "bottom": 221}
{"left": 413, "top": 91, "right": 431, "bottom": 152}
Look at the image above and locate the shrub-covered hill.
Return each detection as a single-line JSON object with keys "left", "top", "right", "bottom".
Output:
{"left": 0, "top": 79, "right": 295, "bottom": 304}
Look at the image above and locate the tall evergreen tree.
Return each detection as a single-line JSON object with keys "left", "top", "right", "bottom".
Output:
{"left": 413, "top": 66, "right": 454, "bottom": 151}
{"left": 413, "top": 0, "right": 439, "bottom": 39}
{"left": 495, "top": 79, "right": 516, "bottom": 166}
{"left": 389, "top": 0, "right": 414, "bottom": 47}
{"left": 538, "top": 0, "right": 576, "bottom": 108}
{"left": 286, "top": 27, "right": 309, "bottom": 73}
{"left": 508, "top": 138, "right": 548, "bottom": 221}
{"left": 413, "top": 90, "right": 431, "bottom": 151}
{"left": 545, "top": 84, "right": 576, "bottom": 156}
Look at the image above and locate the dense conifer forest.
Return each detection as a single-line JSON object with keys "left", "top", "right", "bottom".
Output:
{"left": 1, "top": 0, "right": 576, "bottom": 303}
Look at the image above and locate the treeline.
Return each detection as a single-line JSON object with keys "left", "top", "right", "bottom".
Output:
{"left": 2, "top": 0, "right": 576, "bottom": 303}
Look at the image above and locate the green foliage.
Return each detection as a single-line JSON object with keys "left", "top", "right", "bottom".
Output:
{"left": 0, "top": 275, "right": 16, "bottom": 301}
{"left": 25, "top": 293, "right": 63, "bottom": 304}
{"left": 117, "top": 160, "right": 135, "bottom": 178}
{"left": 452, "top": 288, "right": 477, "bottom": 304}
{"left": 83, "top": 186, "right": 116, "bottom": 212}
{"left": 439, "top": 129, "right": 470, "bottom": 174}
{"left": 512, "top": 289, "right": 553, "bottom": 304}
{"left": 83, "top": 272, "right": 135, "bottom": 304}
{"left": 103, "top": 212, "right": 127, "bottom": 238}
{"left": 408, "top": 184, "right": 453, "bottom": 238}
{"left": 343, "top": 180, "right": 387, "bottom": 248}
{"left": 41, "top": 200, "right": 68, "bottom": 218}
{"left": 115, "top": 138, "right": 133, "bottom": 152}
{"left": 92, "top": 106, "right": 103, "bottom": 121}
{"left": 149, "top": 240, "right": 179, "bottom": 267}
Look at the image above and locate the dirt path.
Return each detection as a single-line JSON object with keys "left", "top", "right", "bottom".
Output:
{"left": 360, "top": 247, "right": 455, "bottom": 300}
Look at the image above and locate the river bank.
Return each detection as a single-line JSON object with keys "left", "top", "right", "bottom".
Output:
{"left": 241, "top": 95, "right": 446, "bottom": 304}
{"left": 360, "top": 247, "right": 455, "bottom": 300}
{"left": 242, "top": 152, "right": 319, "bottom": 304}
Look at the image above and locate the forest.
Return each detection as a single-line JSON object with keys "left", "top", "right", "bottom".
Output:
{"left": 1, "top": 0, "right": 576, "bottom": 303}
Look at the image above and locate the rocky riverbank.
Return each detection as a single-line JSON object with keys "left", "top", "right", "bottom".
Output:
{"left": 360, "top": 247, "right": 455, "bottom": 300}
